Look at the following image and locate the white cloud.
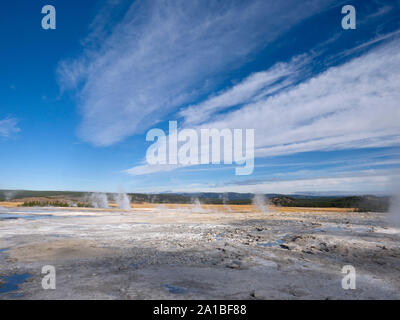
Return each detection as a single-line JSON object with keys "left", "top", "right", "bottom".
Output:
{"left": 179, "top": 54, "right": 311, "bottom": 126}
{"left": 125, "top": 36, "right": 400, "bottom": 176}
{"left": 0, "top": 117, "right": 20, "bottom": 138}
{"left": 58, "top": 0, "right": 335, "bottom": 146}
{"left": 195, "top": 37, "right": 400, "bottom": 157}
{"left": 124, "top": 163, "right": 190, "bottom": 176}
{"left": 164, "top": 171, "right": 398, "bottom": 194}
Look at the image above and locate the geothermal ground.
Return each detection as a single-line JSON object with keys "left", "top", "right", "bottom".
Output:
{"left": 0, "top": 203, "right": 399, "bottom": 300}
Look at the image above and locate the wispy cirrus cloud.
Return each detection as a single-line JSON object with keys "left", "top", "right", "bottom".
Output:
{"left": 194, "top": 36, "right": 400, "bottom": 157}
{"left": 0, "top": 117, "right": 20, "bottom": 139}
{"left": 58, "top": 0, "right": 336, "bottom": 146}
{"left": 125, "top": 36, "right": 400, "bottom": 176}
{"left": 213, "top": 173, "right": 396, "bottom": 194}
{"left": 135, "top": 170, "right": 400, "bottom": 194}
{"left": 124, "top": 163, "right": 189, "bottom": 176}
{"left": 179, "top": 54, "right": 312, "bottom": 126}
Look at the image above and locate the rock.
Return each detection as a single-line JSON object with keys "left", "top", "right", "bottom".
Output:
{"left": 290, "top": 288, "right": 307, "bottom": 297}
{"left": 226, "top": 260, "right": 242, "bottom": 269}
{"left": 250, "top": 290, "right": 266, "bottom": 299}
{"left": 319, "top": 243, "right": 329, "bottom": 252}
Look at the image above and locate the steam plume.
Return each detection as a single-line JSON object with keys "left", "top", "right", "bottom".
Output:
{"left": 87, "top": 193, "right": 109, "bottom": 208}
{"left": 222, "top": 193, "right": 232, "bottom": 212}
{"left": 388, "top": 179, "right": 400, "bottom": 229}
{"left": 252, "top": 194, "right": 269, "bottom": 212}
{"left": 113, "top": 192, "right": 131, "bottom": 210}
{"left": 4, "top": 191, "right": 17, "bottom": 201}
{"left": 191, "top": 198, "right": 206, "bottom": 213}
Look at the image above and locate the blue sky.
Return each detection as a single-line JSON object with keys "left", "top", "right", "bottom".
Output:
{"left": 1, "top": 0, "right": 400, "bottom": 194}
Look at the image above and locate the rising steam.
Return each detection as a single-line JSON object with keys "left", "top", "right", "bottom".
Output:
{"left": 191, "top": 198, "right": 206, "bottom": 213}
{"left": 87, "top": 193, "right": 109, "bottom": 208}
{"left": 4, "top": 190, "right": 17, "bottom": 201}
{"left": 113, "top": 192, "right": 131, "bottom": 210}
{"left": 388, "top": 180, "right": 400, "bottom": 229}
{"left": 222, "top": 193, "right": 232, "bottom": 212}
{"left": 252, "top": 194, "right": 269, "bottom": 212}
